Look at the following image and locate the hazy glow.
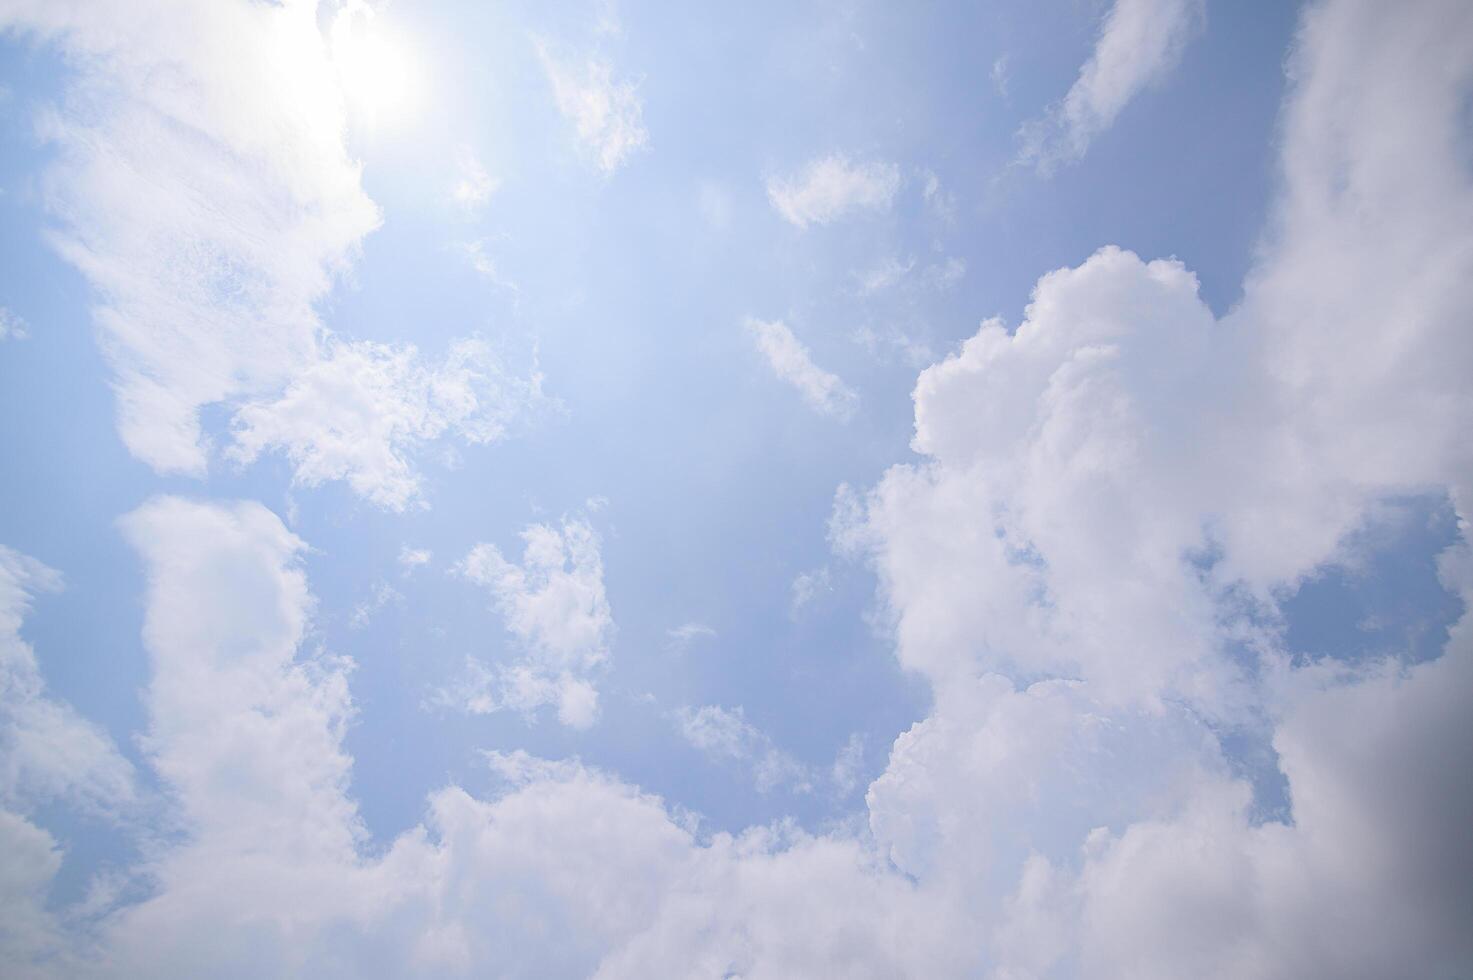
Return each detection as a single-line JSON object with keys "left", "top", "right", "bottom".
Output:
{"left": 330, "top": 2, "right": 417, "bottom": 130}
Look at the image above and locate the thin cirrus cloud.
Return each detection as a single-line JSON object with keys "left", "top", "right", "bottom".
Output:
{"left": 451, "top": 148, "right": 499, "bottom": 212}
{"left": 671, "top": 704, "right": 813, "bottom": 794}
{"left": 536, "top": 39, "right": 649, "bottom": 174}
{"left": 1017, "top": 0, "right": 1206, "bottom": 172}
{"left": 0, "top": 306, "right": 27, "bottom": 341}
{"left": 746, "top": 318, "right": 859, "bottom": 421}
{"left": 766, "top": 153, "right": 901, "bottom": 228}
{"left": 12, "top": 0, "right": 542, "bottom": 510}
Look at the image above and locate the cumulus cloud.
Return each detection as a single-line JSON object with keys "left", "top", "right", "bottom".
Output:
{"left": 767, "top": 154, "right": 901, "bottom": 229}
{"left": 453, "top": 519, "right": 613, "bottom": 728}
{"left": 747, "top": 318, "right": 859, "bottom": 421}
{"left": 4, "top": 1, "right": 1473, "bottom": 977}
{"left": 832, "top": 1, "right": 1473, "bottom": 973}
{"left": 536, "top": 40, "right": 648, "bottom": 174}
{"left": 229, "top": 336, "right": 545, "bottom": 511}
{"left": 6, "top": 498, "right": 966, "bottom": 977}
{"left": 1018, "top": 0, "right": 1206, "bottom": 172}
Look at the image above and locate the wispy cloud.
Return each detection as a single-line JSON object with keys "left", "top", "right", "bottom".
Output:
{"left": 747, "top": 319, "right": 858, "bottom": 421}
{"left": 0, "top": 306, "right": 28, "bottom": 341}
{"left": 767, "top": 154, "right": 900, "bottom": 229}
{"left": 666, "top": 622, "right": 717, "bottom": 651}
{"left": 672, "top": 704, "right": 812, "bottom": 793}
{"left": 1018, "top": 0, "right": 1205, "bottom": 172}
{"left": 536, "top": 40, "right": 648, "bottom": 174}
{"left": 451, "top": 148, "right": 499, "bottom": 212}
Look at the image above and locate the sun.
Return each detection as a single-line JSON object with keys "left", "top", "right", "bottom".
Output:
{"left": 329, "top": 1, "right": 417, "bottom": 130}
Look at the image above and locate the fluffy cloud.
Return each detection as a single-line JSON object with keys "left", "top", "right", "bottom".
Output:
{"left": 766, "top": 154, "right": 901, "bottom": 229}
{"left": 453, "top": 519, "right": 613, "bottom": 728}
{"left": 747, "top": 318, "right": 859, "bottom": 421}
{"left": 4, "top": 0, "right": 1472, "bottom": 976}
{"left": 1019, "top": 0, "right": 1206, "bottom": 171}
{"left": 4, "top": 499, "right": 964, "bottom": 977}
{"left": 536, "top": 40, "right": 648, "bottom": 174}
{"left": 0, "top": 0, "right": 537, "bottom": 508}
{"left": 230, "top": 337, "right": 545, "bottom": 511}
{"left": 836, "top": 0, "right": 1473, "bottom": 974}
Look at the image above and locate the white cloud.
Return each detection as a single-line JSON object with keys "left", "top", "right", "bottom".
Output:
{"left": 454, "top": 518, "right": 613, "bottom": 728}
{"left": 767, "top": 154, "right": 901, "bottom": 229}
{"left": 789, "top": 565, "right": 833, "bottom": 616}
{"left": 3, "top": 1, "right": 1472, "bottom": 977}
{"left": 921, "top": 168, "right": 957, "bottom": 222}
{"left": 0, "top": 1, "right": 533, "bottom": 510}
{"left": 747, "top": 318, "right": 859, "bottom": 421}
{"left": 5, "top": 0, "right": 380, "bottom": 475}
{"left": 229, "top": 336, "right": 544, "bottom": 511}
{"left": 0, "top": 306, "right": 28, "bottom": 341}
{"left": 990, "top": 54, "right": 1010, "bottom": 97}
{"left": 836, "top": 0, "right": 1473, "bottom": 973}
{"left": 0, "top": 546, "right": 135, "bottom": 819}
{"left": 456, "top": 238, "right": 522, "bottom": 295}
{"left": 451, "top": 148, "right": 498, "bottom": 211}
{"left": 665, "top": 621, "right": 716, "bottom": 651}
{"left": 397, "top": 546, "right": 432, "bottom": 573}
{"left": 830, "top": 733, "right": 865, "bottom": 797}
{"left": 672, "top": 705, "right": 812, "bottom": 794}
{"left": 13, "top": 499, "right": 964, "bottom": 977}
{"left": 1019, "top": 0, "right": 1206, "bottom": 172}
{"left": 348, "top": 580, "right": 402, "bottom": 630}
{"left": 855, "top": 255, "right": 965, "bottom": 296}
{"left": 854, "top": 256, "right": 914, "bottom": 295}
{"left": 536, "top": 40, "right": 648, "bottom": 174}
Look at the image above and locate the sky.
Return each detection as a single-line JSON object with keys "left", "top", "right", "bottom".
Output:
{"left": 0, "top": 0, "right": 1470, "bottom": 977}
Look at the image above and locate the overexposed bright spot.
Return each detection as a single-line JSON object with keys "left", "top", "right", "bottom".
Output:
{"left": 330, "top": 2, "right": 418, "bottom": 131}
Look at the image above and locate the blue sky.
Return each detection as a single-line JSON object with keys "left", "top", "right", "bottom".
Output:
{"left": 0, "top": 0, "right": 1470, "bottom": 977}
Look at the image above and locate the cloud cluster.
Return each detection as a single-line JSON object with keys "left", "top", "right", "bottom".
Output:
{"left": 453, "top": 519, "right": 613, "bottom": 728}
{"left": 230, "top": 337, "right": 545, "bottom": 511}
{"left": 0, "top": 0, "right": 1470, "bottom": 977}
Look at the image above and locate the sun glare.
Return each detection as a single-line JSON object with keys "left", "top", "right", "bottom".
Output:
{"left": 329, "top": 2, "right": 417, "bottom": 130}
